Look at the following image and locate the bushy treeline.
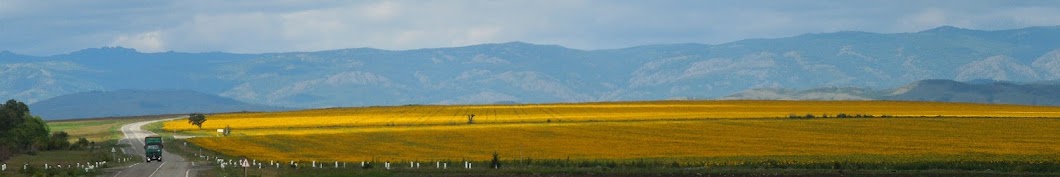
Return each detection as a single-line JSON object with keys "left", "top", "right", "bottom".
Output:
{"left": 0, "top": 99, "right": 75, "bottom": 160}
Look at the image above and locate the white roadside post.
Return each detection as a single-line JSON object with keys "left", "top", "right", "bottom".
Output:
{"left": 241, "top": 159, "right": 250, "bottom": 177}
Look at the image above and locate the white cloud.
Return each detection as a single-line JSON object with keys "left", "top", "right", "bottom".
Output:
{"left": 360, "top": 1, "right": 399, "bottom": 21}
{"left": 110, "top": 30, "right": 166, "bottom": 52}
{"left": 4, "top": 0, "right": 1060, "bottom": 55}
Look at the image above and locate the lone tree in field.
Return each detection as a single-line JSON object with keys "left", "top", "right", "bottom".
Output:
{"left": 188, "top": 113, "right": 207, "bottom": 129}
{"left": 491, "top": 152, "right": 500, "bottom": 169}
{"left": 467, "top": 114, "right": 475, "bottom": 124}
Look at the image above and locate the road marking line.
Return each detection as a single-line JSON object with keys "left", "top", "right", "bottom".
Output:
{"left": 185, "top": 169, "right": 191, "bottom": 177}
{"left": 149, "top": 162, "right": 166, "bottom": 177}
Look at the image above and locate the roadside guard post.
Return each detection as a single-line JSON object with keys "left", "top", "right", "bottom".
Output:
{"left": 241, "top": 158, "right": 250, "bottom": 177}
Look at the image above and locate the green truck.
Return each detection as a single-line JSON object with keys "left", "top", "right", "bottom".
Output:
{"left": 144, "top": 136, "right": 163, "bottom": 162}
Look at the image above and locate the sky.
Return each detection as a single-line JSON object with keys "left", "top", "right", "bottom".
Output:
{"left": 2, "top": 0, "right": 1060, "bottom": 56}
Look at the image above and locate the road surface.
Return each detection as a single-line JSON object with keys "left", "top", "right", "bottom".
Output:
{"left": 106, "top": 118, "right": 198, "bottom": 177}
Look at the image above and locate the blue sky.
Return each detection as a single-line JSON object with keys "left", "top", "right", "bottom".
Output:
{"left": 2, "top": 0, "right": 1059, "bottom": 55}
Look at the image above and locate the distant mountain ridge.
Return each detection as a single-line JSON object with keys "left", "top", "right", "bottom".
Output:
{"left": 723, "top": 79, "right": 1060, "bottom": 106}
{"left": 4, "top": 26, "right": 1060, "bottom": 108}
{"left": 31, "top": 89, "right": 286, "bottom": 120}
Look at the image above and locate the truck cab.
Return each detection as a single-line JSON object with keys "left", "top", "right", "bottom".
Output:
{"left": 144, "top": 136, "right": 163, "bottom": 162}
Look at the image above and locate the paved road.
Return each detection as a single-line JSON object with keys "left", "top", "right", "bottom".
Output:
{"left": 106, "top": 118, "right": 197, "bottom": 177}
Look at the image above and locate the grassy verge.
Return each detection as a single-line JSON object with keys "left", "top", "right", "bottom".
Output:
{"left": 181, "top": 157, "right": 1060, "bottom": 177}
{"left": 0, "top": 115, "right": 177, "bottom": 176}
{"left": 1, "top": 139, "right": 140, "bottom": 177}
{"left": 48, "top": 115, "right": 177, "bottom": 142}
{"left": 163, "top": 139, "right": 1060, "bottom": 177}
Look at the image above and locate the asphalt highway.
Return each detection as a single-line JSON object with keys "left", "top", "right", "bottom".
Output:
{"left": 105, "top": 118, "right": 197, "bottom": 177}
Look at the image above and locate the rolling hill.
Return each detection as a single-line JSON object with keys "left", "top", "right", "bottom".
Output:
{"left": 723, "top": 79, "right": 1060, "bottom": 106}
{"left": 30, "top": 89, "right": 287, "bottom": 120}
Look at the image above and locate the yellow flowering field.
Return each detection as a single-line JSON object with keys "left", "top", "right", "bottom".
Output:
{"left": 164, "top": 100, "right": 1060, "bottom": 131}
{"left": 168, "top": 100, "right": 1060, "bottom": 163}
{"left": 186, "top": 118, "right": 1060, "bottom": 162}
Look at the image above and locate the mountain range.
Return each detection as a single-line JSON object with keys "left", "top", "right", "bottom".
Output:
{"left": 722, "top": 79, "right": 1060, "bottom": 106}
{"left": 3, "top": 25, "right": 1060, "bottom": 113}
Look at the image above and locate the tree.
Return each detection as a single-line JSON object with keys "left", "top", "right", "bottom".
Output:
{"left": 48, "top": 131, "right": 70, "bottom": 150}
{"left": 0, "top": 99, "right": 28, "bottom": 134}
{"left": 73, "top": 137, "right": 90, "bottom": 150}
{"left": 491, "top": 152, "right": 501, "bottom": 169}
{"left": 188, "top": 113, "right": 207, "bottom": 129}
{"left": 223, "top": 125, "right": 231, "bottom": 136}
{"left": 0, "top": 100, "right": 50, "bottom": 159}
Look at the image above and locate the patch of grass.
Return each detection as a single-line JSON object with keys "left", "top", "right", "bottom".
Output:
{"left": 1, "top": 139, "right": 140, "bottom": 177}
{"left": 47, "top": 115, "right": 170, "bottom": 142}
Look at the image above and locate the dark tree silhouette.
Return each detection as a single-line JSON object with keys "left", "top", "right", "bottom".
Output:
{"left": 189, "top": 113, "right": 207, "bottom": 129}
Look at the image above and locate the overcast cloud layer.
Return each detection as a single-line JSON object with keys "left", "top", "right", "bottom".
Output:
{"left": 2, "top": 0, "right": 1060, "bottom": 55}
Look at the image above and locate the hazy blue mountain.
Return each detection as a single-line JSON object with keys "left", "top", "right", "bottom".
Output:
{"left": 886, "top": 79, "right": 1060, "bottom": 105}
{"left": 723, "top": 79, "right": 1060, "bottom": 106}
{"left": 30, "top": 89, "right": 287, "bottom": 120}
{"left": 3, "top": 26, "right": 1060, "bottom": 108}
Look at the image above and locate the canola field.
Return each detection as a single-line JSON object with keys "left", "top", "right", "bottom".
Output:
{"left": 168, "top": 100, "right": 1060, "bottom": 163}
{"left": 164, "top": 100, "right": 1060, "bottom": 131}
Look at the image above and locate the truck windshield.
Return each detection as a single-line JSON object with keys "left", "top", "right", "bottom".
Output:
{"left": 146, "top": 145, "right": 160, "bottom": 150}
